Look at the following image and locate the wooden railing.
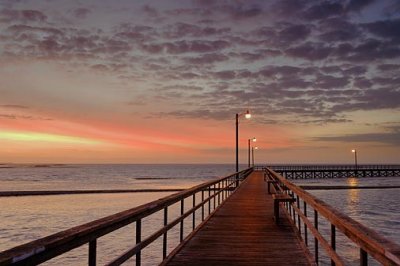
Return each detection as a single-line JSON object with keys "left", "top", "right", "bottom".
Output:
{"left": 0, "top": 168, "right": 253, "bottom": 266}
{"left": 261, "top": 167, "right": 400, "bottom": 265}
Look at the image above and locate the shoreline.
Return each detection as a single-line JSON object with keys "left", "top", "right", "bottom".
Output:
{"left": 0, "top": 188, "right": 185, "bottom": 197}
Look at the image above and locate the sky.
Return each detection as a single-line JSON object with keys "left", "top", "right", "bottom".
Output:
{"left": 0, "top": 0, "right": 399, "bottom": 164}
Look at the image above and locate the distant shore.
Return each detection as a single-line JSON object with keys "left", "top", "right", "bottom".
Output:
{"left": 0, "top": 189, "right": 185, "bottom": 197}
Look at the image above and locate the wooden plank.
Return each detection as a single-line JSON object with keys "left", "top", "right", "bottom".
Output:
{"left": 165, "top": 171, "right": 313, "bottom": 265}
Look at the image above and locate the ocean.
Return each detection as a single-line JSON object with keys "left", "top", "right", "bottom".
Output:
{"left": 0, "top": 164, "right": 399, "bottom": 265}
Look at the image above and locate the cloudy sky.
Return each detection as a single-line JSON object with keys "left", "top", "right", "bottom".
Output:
{"left": 0, "top": 0, "right": 399, "bottom": 164}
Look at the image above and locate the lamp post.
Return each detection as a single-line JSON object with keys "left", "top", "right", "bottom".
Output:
{"left": 252, "top": 146, "right": 258, "bottom": 167}
{"left": 351, "top": 149, "right": 358, "bottom": 169}
{"left": 236, "top": 110, "right": 251, "bottom": 178}
{"left": 248, "top": 137, "right": 256, "bottom": 167}
{"left": 352, "top": 149, "right": 358, "bottom": 177}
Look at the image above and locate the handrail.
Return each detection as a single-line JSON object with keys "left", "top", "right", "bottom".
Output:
{"left": 266, "top": 168, "right": 400, "bottom": 265}
{"left": 0, "top": 168, "right": 254, "bottom": 266}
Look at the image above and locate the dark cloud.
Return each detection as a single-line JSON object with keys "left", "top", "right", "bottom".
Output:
{"left": 0, "top": 9, "right": 47, "bottom": 23}
{"left": 278, "top": 24, "right": 311, "bottom": 45}
{"left": 363, "top": 19, "right": 400, "bottom": 42}
{"left": 314, "top": 131, "right": 400, "bottom": 145}
{"left": 183, "top": 53, "right": 229, "bottom": 65}
{"left": 303, "top": 2, "right": 344, "bottom": 21}
{"left": 345, "top": 0, "right": 376, "bottom": 12}
{"left": 71, "top": 8, "right": 91, "bottom": 19}
{"left": 163, "top": 22, "right": 230, "bottom": 38}
{"left": 141, "top": 40, "right": 230, "bottom": 54}
{"left": 285, "top": 42, "right": 332, "bottom": 60}
{"left": 377, "top": 64, "right": 400, "bottom": 71}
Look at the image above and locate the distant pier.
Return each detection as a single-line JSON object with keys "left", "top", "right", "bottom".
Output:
{"left": 269, "top": 164, "right": 400, "bottom": 179}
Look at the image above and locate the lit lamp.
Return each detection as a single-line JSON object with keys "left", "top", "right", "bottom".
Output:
{"left": 252, "top": 146, "right": 258, "bottom": 167}
{"left": 248, "top": 137, "right": 257, "bottom": 167}
{"left": 351, "top": 149, "right": 358, "bottom": 169}
{"left": 235, "top": 110, "right": 251, "bottom": 178}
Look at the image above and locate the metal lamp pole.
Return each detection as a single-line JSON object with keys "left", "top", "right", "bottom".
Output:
{"left": 248, "top": 137, "right": 256, "bottom": 167}
{"left": 252, "top": 146, "right": 258, "bottom": 167}
{"left": 235, "top": 110, "right": 251, "bottom": 185}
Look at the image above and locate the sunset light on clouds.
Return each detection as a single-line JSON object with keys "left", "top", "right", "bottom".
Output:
{"left": 0, "top": 0, "right": 399, "bottom": 164}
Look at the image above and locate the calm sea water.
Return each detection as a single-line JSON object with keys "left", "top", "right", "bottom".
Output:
{"left": 0, "top": 164, "right": 399, "bottom": 265}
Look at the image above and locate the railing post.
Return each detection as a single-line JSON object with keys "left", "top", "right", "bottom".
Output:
{"left": 218, "top": 182, "right": 221, "bottom": 206}
{"left": 136, "top": 219, "right": 141, "bottom": 266}
{"left": 304, "top": 202, "right": 308, "bottom": 246}
{"left": 180, "top": 199, "right": 184, "bottom": 242}
{"left": 331, "top": 224, "right": 336, "bottom": 266}
{"left": 297, "top": 195, "right": 301, "bottom": 234}
{"left": 314, "top": 210, "right": 319, "bottom": 265}
{"left": 201, "top": 190, "right": 205, "bottom": 221}
{"left": 213, "top": 184, "right": 216, "bottom": 210}
{"left": 192, "top": 194, "right": 196, "bottom": 231}
{"left": 208, "top": 186, "right": 211, "bottom": 215}
{"left": 163, "top": 207, "right": 168, "bottom": 260}
{"left": 360, "top": 249, "right": 368, "bottom": 266}
{"left": 88, "top": 239, "right": 96, "bottom": 266}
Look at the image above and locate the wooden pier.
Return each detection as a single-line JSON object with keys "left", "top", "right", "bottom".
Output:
{"left": 164, "top": 171, "right": 312, "bottom": 265}
{"left": 1, "top": 168, "right": 399, "bottom": 266}
{"left": 269, "top": 164, "right": 400, "bottom": 179}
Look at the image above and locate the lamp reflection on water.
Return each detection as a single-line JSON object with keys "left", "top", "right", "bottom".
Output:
{"left": 346, "top": 178, "right": 360, "bottom": 216}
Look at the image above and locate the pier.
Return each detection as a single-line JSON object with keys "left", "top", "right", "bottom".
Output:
{"left": 270, "top": 164, "right": 400, "bottom": 179}
{"left": 0, "top": 168, "right": 399, "bottom": 265}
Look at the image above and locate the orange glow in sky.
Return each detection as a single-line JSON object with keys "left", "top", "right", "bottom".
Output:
{"left": 0, "top": 1, "right": 399, "bottom": 164}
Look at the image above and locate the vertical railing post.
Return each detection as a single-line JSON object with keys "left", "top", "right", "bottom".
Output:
{"left": 136, "top": 219, "right": 142, "bottom": 266}
{"left": 360, "top": 249, "right": 368, "bottom": 266}
{"left": 331, "top": 224, "right": 336, "bottom": 266}
{"left": 163, "top": 207, "right": 168, "bottom": 260}
{"left": 218, "top": 182, "right": 221, "bottom": 206}
{"left": 304, "top": 202, "right": 308, "bottom": 246}
{"left": 213, "top": 185, "right": 216, "bottom": 210}
{"left": 192, "top": 194, "right": 196, "bottom": 231}
{"left": 208, "top": 186, "right": 211, "bottom": 215}
{"left": 201, "top": 190, "right": 205, "bottom": 221}
{"left": 314, "top": 210, "right": 319, "bottom": 265}
{"left": 180, "top": 199, "right": 184, "bottom": 242}
{"left": 88, "top": 239, "right": 96, "bottom": 266}
{"left": 297, "top": 195, "right": 301, "bottom": 234}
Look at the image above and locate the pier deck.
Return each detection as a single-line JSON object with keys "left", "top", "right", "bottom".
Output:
{"left": 166, "top": 171, "right": 312, "bottom": 265}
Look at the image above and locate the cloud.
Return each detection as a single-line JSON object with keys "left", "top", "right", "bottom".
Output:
{"left": 303, "top": 2, "right": 344, "bottom": 21}
{"left": 313, "top": 131, "right": 400, "bottom": 145}
{"left": 363, "top": 18, "right": 400, "bottom": 42}
{"left": 141, "top": 40, "right": 230, "bottom": 54}
{"left": 0, "top": 9, "right": 47, "bottom": 23}
{"left": 0, "top": 104, "right": 29, "bottom": 109}
{"left": 70, "top": 8, "right": 91, "bottom": 19}
{"left": 345, "top": 0, "right": 376, "bottom": 12}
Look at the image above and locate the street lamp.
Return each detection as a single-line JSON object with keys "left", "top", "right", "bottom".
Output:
{"left": 252, "top": 146, "right": 258, "bottom": 167}
{"left": 236, "top": 110, "right": 251, "bottom": 174}
{"left": 351, "top": 149, "right": 358, "bottom": 176}
{"left": 248, "top": 137, "right": 256, "bottom": 167}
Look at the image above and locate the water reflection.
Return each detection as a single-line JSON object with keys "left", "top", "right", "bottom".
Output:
{"left": 346, "top": 178, "right": 360, "bottom": 217}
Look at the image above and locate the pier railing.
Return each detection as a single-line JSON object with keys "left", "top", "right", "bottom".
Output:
{"left": 268, "top": 164, "right": 400, "bottom": 171}
{"left": 0, "top": 168, "right": 253, "bottom": 266}
{"left": 262, "top": 167, "right": 400, "bottom": 265}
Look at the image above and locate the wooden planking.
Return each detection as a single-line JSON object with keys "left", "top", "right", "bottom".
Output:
{"left": 166, "top": 171, "right": 312, "bottom": 265}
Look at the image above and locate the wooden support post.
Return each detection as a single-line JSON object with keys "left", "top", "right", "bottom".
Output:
{"left": 88, "top": 239, "right": 96, "bottom": 266}
{"left": 180, "top": 199, "right": 184, "bottom": 242}
{"left": 136, "top": 219, "right": 141, "bottom": 266}
{"left": 163, "top": 207, "right": 168, "bottom": 260}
